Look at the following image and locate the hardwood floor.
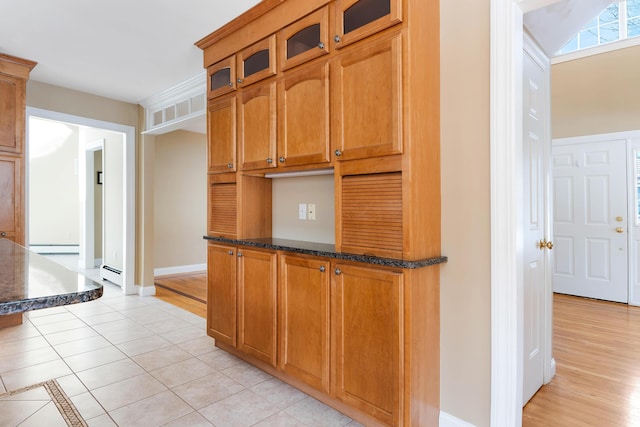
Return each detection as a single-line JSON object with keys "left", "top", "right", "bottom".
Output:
{"left": 523, "top": 293, "right": 640, "bottom": 426}
{"left": 154, "top": 272, "right": 206, "bottom": 318}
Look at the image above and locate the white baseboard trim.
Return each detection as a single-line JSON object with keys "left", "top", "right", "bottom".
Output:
{"left": 154, "top": 263, "right": 206, "bottom": 277}
{"left": 30, "top": 245, "right": 80, "bottom": 254}
{"left": 137, "top": 285, "right": 156, "bottom": 297}
{"left": 440, "top": 411, "right": 477, "bottom": 427}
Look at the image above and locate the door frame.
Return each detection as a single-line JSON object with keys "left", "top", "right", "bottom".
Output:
{"left": 490, "top": 0, "right": 562, "bottom": 425}
{"left": 553, "top": 130, "right": 640, "bottom": 306}
{"left": 26, "top": 106, "right": 136, "bottom": 295}
{"left": 80, "top": 138, "right": 104, "bottom": 271}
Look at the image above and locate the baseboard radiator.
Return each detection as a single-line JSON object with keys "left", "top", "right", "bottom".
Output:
{"left": 101, "top": 264, "right": 123, "bottom": 287}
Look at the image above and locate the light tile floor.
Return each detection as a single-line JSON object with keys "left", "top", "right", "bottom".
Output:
{"left": 0, "top": 255, "right": 364, "bottom": 426}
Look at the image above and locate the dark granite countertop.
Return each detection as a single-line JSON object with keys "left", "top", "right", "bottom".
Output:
{"left": 0, "top": 239, "right": 103, "bottom": 315}
{"left": 204, "top": 236, "right": 447, "bottom": 269}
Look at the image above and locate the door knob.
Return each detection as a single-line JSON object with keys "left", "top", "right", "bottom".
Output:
{"left": 538, "top": 239, "right": 554, "bottom": 250}
{"left": 616, "top": 227, "right": 624, "bottom": 233}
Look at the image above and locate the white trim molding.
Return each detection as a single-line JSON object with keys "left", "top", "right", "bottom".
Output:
{"left": 490, "top": 0, "right": 525, "bottom": 425}
{"left": 440, "top": 411, "right": 477, "bottom": 427}
{"left": 137, "top": 284, "right": 156, "bottom": 297}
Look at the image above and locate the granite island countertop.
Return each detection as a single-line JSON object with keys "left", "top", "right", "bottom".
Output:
{"left": 204, "top": 236, "right": 447, "bottom": 268}
{"left": 0, "top": 238, "right": 103, "bottom": 315}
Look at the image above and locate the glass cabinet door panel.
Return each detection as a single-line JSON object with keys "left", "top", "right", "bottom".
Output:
{"left": 287, "top": 24, "right": 321, "bottom": 59}
{"left": 344, "top": 0, "right": 390, "bottom": 34}
{"left": 238, "top": 36, "right": 276, "bottom": 87}
{"left": 244, "top": 50, "right": 270, "bottom": 77}
{"left": 279, "top": 7, "right": 329, "bottom": 71}
{"left": 207, "top": 56, "right": 236, "bottom": 99}
{"left": 334, "top": 0, "right": 402, "bottom": 48}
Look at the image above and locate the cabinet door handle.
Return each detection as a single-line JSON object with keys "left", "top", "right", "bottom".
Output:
{"left": 318, "top": 42, "right": 325, "bottom": 49}
{"left": 319, "top": 266, "right": 326, "bottom": 272}
{"left": 227, "top": 250, "right": 234, "bottom": 255}
{"left": 334, "top": 149, "right": 342, "bottom": 157}
{"left": 279, "top": 156, "right": 285, "bottom": 163}
{"left": 267, "top": 157, "right": 273, "bottom": 164}
{"left": 228, "top": 82, "right": 233, "bottom": 87}
{"left": 334, "top": 35, "right": 341, "bottom": 43}
{"left": 237, "top": 252, "right": 243, "bottom": 257}
{"left": 237, "top": 78, "right": 244, "bottom": 84}
{"left": 334, "top": 268, "right": 341, "bottom": 275}
{"left": 227, "top": 163, "right": 233, "bottom": 169}
{"left": 0, "top": 232, "right": 6, "bottom": 237}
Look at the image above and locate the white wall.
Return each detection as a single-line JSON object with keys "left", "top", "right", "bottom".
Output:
{"left": 28, "top": 117, "right": 80, "bottom": 245}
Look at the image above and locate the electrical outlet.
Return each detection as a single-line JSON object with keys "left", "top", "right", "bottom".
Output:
{"left": 298, "top": 203, "right": 307, "bottom": 220}
{"left": 308, "top": 203, "right": 316, "bottom": 220}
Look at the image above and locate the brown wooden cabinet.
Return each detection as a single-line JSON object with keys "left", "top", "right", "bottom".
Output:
{"left": 238, "top": 81, "right": 277, "bottom": 171}
{"left": 0, "top": 54, "right": 36, "bottom": 246}
{"left": 279, "top": 254, "right": 330, "bottom": 392}
{"left": 198, "top": 0, "right": 441, "bottom": 424}
{"left": 333, "top": 0, "right": 403, "bottom": 49}
{"left": 279, "top": 6, "right": 330, "bottom": 71}
{"left": 207, "top": 244, "right": 237, "bottom": 346}
{"left": 0, "top": 155, "right": 22, "bottom": 243}
{"left": 207, "top": 56, "right": 236, "bottom": 99}
{"left": 207, "top": 96, "right": 236, "bottom": 173}
{"left": 332, "top": 262, "right": 402, "bottom": 426}
{"left": 331, "top": 31, "right": 403, "bottom": 161}
{"left": 237, "top": 248, "right": 278, "bottom": 366}
{"left": 277, "top": 61, "right": 330, "bottom": 167}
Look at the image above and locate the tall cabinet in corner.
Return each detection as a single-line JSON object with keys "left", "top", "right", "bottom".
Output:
{"left": 0, "top": 54, "right": 36, "bottom": 246}
{"left": 198, "top": 0, "right": 441, "bottom": 425}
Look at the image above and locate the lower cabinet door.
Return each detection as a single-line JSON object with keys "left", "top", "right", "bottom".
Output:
{"left": 207, "top": 244, "right": 237, "bottom": 346}
{"left": 279, "top": 255, "right": 330, "bottom": 392}
{"left": 0, "top": 155, "right": 22, "bottom": 244}
{"left": 332, "top": 263, "right": 403, "bottom": 426}
{"left": 238, "top": 248, "right": 278, "bottom": 366}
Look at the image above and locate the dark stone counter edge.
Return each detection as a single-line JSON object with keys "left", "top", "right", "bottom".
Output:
{"left": 204, "top": 236, "right": 448, "bottom": 269}
{"left": 0, "top": 287, "right": 104, "bottom": 316}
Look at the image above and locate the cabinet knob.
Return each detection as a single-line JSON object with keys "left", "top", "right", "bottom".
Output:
{"left": 279, "top": 156, "right": 285, "bottom": 163}
{"left": 334, "top": 268, "right": 342, "bottom": 275}
{"left": 237, "top": 78, "right": 244, "bottom": 84}
{"left": 319, "top": 266, "right": 326, "bottom": 272}
{"left": 267, "top": 157, "right": 273, "bottom": 164}
{"left": 334, "top": 35, "right": 341, "bottom": 43}
{"left": 227, "top": 250, "right": 234, "bottom": 255}
{"left": 228, "top": 82, "right": 233, "bottom": 87}
{"left": 0, "top": 232, "right": 6, "bottom": 237}
{"left": 237, "top": 252, "right": 243, "bottom": 257}
{"left": 334, "top": 149, "right": 342, "bottom": 157}
{"left": 318, "top": 42, "right": 325, "bottom": 49}
{"left": 227, "top": 163, "right": 233, "bottom": 169}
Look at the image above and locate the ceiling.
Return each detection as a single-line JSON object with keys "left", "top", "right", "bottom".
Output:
{"left": 0, "top": 0, "right": 260, "bottom": 104}
{"left": 0, "top": 0, "right": 615, "bottom": 128}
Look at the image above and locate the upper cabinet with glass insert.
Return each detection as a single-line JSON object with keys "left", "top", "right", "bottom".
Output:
{"left": 237, "top": 36, "right": 277, "bottom": 87}
{"left": 208, "top": 56, "right": 236, "bottom": 99}
{"left": 279, "top": 7, "right": 329, "bottom": 71}
{"left": 334, "top": 0, "right": 402, "bottom": 48}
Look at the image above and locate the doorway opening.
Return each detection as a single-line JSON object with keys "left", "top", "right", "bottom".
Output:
{"left": 26, "top": 107, "right": 136, "bottom": 295}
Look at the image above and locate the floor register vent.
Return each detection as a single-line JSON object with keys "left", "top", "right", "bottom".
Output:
{"left": 101, "top": 264, "right": 123, "bottom": 287}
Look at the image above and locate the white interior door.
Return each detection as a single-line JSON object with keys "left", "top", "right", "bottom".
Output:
{"left": 552, "top": 139, "right": 628, "bottom": 303}
{"left": 522, "top": 42, "right": 551, "bottom": 406}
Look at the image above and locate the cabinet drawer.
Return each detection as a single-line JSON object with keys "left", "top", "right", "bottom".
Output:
{"left": 340, "top": 172, "right": 402, "bottom": 258}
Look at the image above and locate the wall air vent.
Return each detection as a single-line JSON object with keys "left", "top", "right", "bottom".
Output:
{"left": 140, "top": 72, "right": 207, "bottom": 135}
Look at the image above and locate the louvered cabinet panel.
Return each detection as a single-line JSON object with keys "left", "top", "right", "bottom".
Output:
{"left": 208, "top": 182, "right": 237, "bottom": 238}
{"left": 340, "top": 172, "right": 402, "bottom": 258}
